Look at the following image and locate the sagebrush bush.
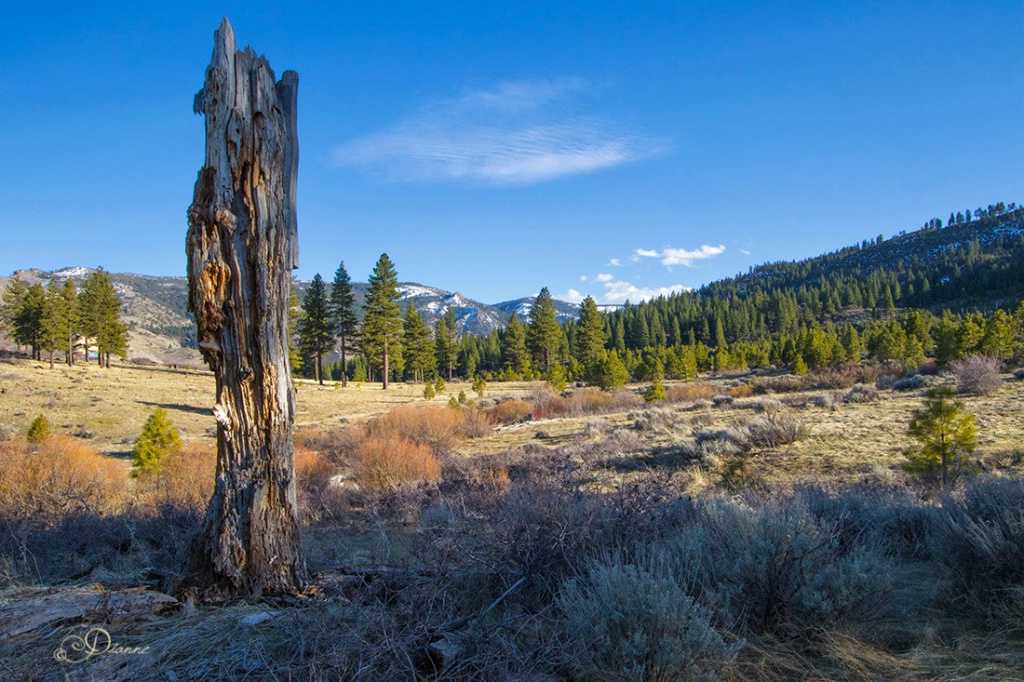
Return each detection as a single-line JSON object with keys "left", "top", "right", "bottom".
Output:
{"left": 952, "top": 354, "right": 1002, "bottom": 395}
{"left": 844, "top": 383, "right": 878, "bottom": 403}
{"left": 632, "top": 408, "right": 681, "bottom": 433}
{"left": 751, "top": 375, "right": 810, "bottom": 394}
{"left": 746, "top": 411, "right": 808, "bottom": 448}
{"left": 663, "top": 496, "right": 898, "bottom": 637}
{"left": 556, "top": 560, "right": 738, "bottom": 681}
{"left": 932, "top": 477, "right": 1024, "bottom": 607}
{"left": 752, "top": 397, "right": 785, "bottom": 414}
{"left": 891, "top": 374, "right": 927, "bottom": 391}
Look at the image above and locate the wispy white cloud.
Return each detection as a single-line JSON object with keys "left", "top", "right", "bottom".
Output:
{"left": 333, "top": 79, "right": 662, "bottom": 185}
{"left": 608, "top": 258, "right": 622, "bottom": 267}
{"left": 596, "top": 273, "right": 614, "bottom": 282}
{"left": 634, "top": 244, "right": 726, "bottom": 267}
{"left": 600, "top": 278, "right": 689, "bottom": 304}
{"left": 580, "top": 275, "right": 588, "bottom": 282}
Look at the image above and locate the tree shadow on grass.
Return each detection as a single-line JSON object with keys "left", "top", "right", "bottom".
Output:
{"left": 136, "top": 400, "right": 210, "bottom": 417}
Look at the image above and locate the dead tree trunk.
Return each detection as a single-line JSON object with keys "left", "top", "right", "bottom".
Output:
{"left": 184, "top": 18, "right": 307, "bottom": 599}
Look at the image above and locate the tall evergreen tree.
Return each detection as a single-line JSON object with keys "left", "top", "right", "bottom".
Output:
{"left": 60, "top": 278, "right": 79, "bottom": 365}
{"left": 527, "top": 287, "right": 560, "bottom": 374}
{"left": 403, "top": 302, "right": 435, "bottom": 382}
{"left": 362, "top": 253, "right": 404, "bottom": 389}
{"left": 1, "top": 277, "right": 41, "bottom": 357}
{"left": 501, "top": 311, "right": 529, "bottom": 376}
{"left": 574, "top": 296, "right": 606, "bottom": 382}
{"left": 39, "top": 279, "right": 67, "bottom": 370}
{"left": 287, "top": 278, "right": 303, "bottom": 374}
{"left": 435, "top": 308, "right": 459, "bottom": 381}
{"left": 298, "top": 273, "right": 332, "bottom": 384}
{"left": 328, "top": 261, "right": 359, "bottom": 387}
{"left": 80, "top": 270, "right": 127, "bottom": 368}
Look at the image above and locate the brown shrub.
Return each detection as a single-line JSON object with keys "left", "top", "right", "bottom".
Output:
{"left": 563, "top": 388, "right": 615, "bottom": 416}
{"left": 953, "top": 355, "right": 1003, "bottom": 396}
{"left": 729, "top": 383, "right": 755, "bottom": 399}
{"left": 367, "top": 404, "right": 487, "bottom": 454}
{"left": 486, "top": 399, "right": 533, "bottom": 426}
{"left": 666, "top": 383, "right": 718, "bottom": 403}
{"left": 295, "top": 443, "right": 335, "bottom": 496}
{"left": 141, "top": 441, "right": 216, "bottom": 513}
{"left": 0, "top": 436, "right": 127, "bottom": 523}
{"left": 355, "top": 434, "right": 441, "bottom": 491}
{"left": 530, "top": 392, "right": 566, "bottom": 420}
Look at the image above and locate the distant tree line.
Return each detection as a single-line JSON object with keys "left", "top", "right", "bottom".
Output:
{"left": 1, "top": 270, "right": 128, "bottom": 368}
{"left": 290, "top": 203, "right": 1024, "bottom": 388}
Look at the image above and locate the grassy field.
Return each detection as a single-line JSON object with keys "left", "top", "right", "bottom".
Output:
{"left": 2, "top": 355, "right": 1024, "bottom": 681}
{"left": 2, "top": 355, "right": 1022, "bottom": 482}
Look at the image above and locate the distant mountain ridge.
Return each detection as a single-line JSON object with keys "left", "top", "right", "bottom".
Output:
{"left": 0, "top": 268, "right": 582, "bottom": 361}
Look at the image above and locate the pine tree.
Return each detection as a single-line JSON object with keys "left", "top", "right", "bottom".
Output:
{"left": 574, "top": 296, "right": 606, "bottom": 382}
{"left": 501, "top": 311, "right": 529, "bottom": 377}
{"left": 60, "top": 278, "right": 80, "bottom": 365}
{"left": 904, "top": 385, "right": 976, "bottom": 488}
{"left": 403, "top": 302, "right": 435, "bottom": 382}
{"left": 132, "top": 408, "right": 183, "bottom": 478}
{"left": 527, "top": 287, "right": 560, "bottom": 374}
{"left": 5, "top": 282, "right": 46, "bottom": 359}
{"left": 1, "top": 276, "right": 31, "bottom": 353}
{"left": 435, "top": 308, "right": 459, "bottom": 381}
{"left": 361, "top": 253, "right": 404, "bottom": 389}
{"left": 288, "top": 278, "right": 303, "bottom": 374}
{"left": 80, "top": 270, "right": 127, "bottom": 368}
{"left": 39, "top": 279, "right": 68, "bottom": 370}
{"left": 27, "top": 414, "right": 50, "bottom": 444}
{"left": 328, "top": 261, "right": 359, "bottom": 387}
{"left": 298, "top": 274, "right": 332, "bottom": 384}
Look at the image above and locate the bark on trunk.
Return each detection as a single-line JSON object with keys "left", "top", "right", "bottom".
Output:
{"left": 184, "top": 18, "right": 307, "bottom": 600}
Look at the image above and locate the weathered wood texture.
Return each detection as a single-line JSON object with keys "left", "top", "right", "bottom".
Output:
{"left": 185, "top": 18, "right": 307, "bottom": 598}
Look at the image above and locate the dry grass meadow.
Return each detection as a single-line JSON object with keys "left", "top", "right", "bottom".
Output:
{"left": 2, "top": 354, "right": 1024, "bottom": 681}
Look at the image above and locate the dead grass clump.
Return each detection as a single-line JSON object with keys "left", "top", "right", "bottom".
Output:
{"left": 952, "top": 355, "right": 1003, "bottom": 396}
{"left": 486, "top": 399, "right": 533, "bottom": 425}
{"left": 0, "top": 436, "right": 127, "bottom": 524}
{"left": 667, "top": 383, "right": 718, "bottom": 403}
{"left": 355, "top": 434, "right": 441, "bottom": 491}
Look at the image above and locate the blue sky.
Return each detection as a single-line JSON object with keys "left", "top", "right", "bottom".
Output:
{"left": 2, "top": 1, "right": 1022, "bottom": 305}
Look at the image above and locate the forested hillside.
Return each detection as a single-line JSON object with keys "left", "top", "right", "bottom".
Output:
{"left": 450, "top": 203, "right": 1024, "bottom": 384}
